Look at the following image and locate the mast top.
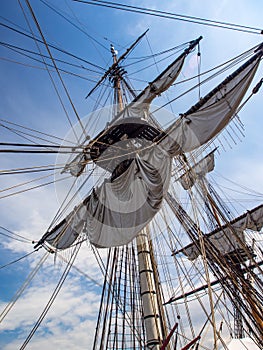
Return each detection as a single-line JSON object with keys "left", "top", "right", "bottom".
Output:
{"left": 86, "top": 30, "right": 148, "bottom": 98}
{"left": 110, "top": 44, "right": 118, "bottom": 58}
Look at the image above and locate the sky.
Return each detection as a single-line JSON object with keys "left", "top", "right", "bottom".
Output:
{"left": 0, "top": 0, "right": 263, "bottom": 349}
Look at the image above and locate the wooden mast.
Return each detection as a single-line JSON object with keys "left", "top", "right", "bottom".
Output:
{"left": 110, "top": 44, "right": 124, "bottom": 112}
{"left": 110, "top": 43, "right": 166, "bottom": 349}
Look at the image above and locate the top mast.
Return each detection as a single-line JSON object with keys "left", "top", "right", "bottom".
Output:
{"left": 110, "top": 44, "right": 124, "bottom": 113}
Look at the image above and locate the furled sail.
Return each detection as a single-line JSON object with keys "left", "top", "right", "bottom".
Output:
{"left": 44, "top": 145, "right": 171, "bottom": 249}
{"left": 176, "top": 204, "right": 263, "bottom": 261}
{"left": 159, "top": 45, "right": 263, "bottom": 155}
{"left": 111, "top": 36, "right": 203, "bottom": 122}
{"left": 38, "top": 43, "right": 263, "bottom": 251}
{"left": 64, "top": 37, "right": 202, "bottom": 176}
{"left": 176, "top": 150, "right": 215, "bottom": 190}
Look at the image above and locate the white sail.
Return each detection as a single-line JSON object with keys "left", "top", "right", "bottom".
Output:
{"left": 159, "top": 48, "right": 262, "bottom": 155}
{"left": 112, "top": 37, "right": 202, "bottom": 122}
{"left": 176, "top": 150, "right": 215, "bottom": 190}
{"left": 119, "top": 54, "right": 186, "bottom": 120}
{"left": 46, "top": 145, "right": 171, "bottom": 248}
{"left": 41, "top": 45, "right": 263, "bottom": 251}
{"left": 180, "top": 204, "right": 263, "bottom": 261}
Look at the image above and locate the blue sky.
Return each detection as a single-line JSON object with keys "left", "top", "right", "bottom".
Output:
{"left": 0, "top": 0, "right": 263, "bottom": 349}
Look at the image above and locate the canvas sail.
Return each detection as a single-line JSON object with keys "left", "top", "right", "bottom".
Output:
{"left": 177, "top": 204, "right": 263, "bottom": 261}
{"left": 159, "top": 48, "right": 263, "bottom": 155}
{"left": 111, "top": 36, "right": 202, "bottom": 122}
{"left": 45, "top": 146, "right": 171, "bottom": 248}
{"left": 176, "top": 150, "right": 215, "bottom": 190}
{"left": 39, "top": 44, "right": 263, "bottom": 251}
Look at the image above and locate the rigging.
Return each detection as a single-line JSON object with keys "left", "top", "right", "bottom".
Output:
{"left": 73, "top": 0, "right": 263, "bottom": 35}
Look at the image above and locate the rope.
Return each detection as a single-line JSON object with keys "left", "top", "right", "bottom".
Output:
{"left": 73, "top": 0, "right": 263, "bottom": 35}
{"left": 40, "top": 0, "right": 109, "bottom": 51}
{"left": 1, "top": 41, "right": 102, "bottom": 75}
{"left": 0, "top": 22, "right": 104, "bottom": 70}
{"left": 0, "top": 226, "right": 32, "bottom": 243}
{"left": 0, "top": 251, "right": 49, "bottom": 324}
{"left": 0, "top": 118, "right": 77, "bottom": 145}
{"left": 0, "top": 163, "right": 66, "bottom": 176}
{"left": 0, "top": 174, "right": 71, "bottom": 199}
{"left": 19, "top": 240, "right": 82, "bottom": 349}
{"left": 0, "top": 250, "right": 38, "bottom": 270}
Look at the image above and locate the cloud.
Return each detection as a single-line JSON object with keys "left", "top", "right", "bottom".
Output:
{"left": 0, "top": 250, "right": 102, "bottom": 349}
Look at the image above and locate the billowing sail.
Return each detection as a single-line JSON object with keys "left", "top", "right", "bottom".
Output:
{"left": 39, "top": 43, "right": 263, "bottom": 251}
{"left": 177, "top": 204, "right": 263, "bottom": 261}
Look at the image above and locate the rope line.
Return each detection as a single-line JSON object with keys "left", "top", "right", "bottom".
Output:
{"left": 0, "top": 250, "right": 38, "bottom": 270}
{"left": 73, "top": 0, "right": 263, "bottom": 35}
{"left": 19, "top": 240, "right": 82, "bottom": 349}
{"left": 0, "top": 22, "right": 104, "bottom": 70}
{"left": 0, "top": 226, "right": 32, "bottom": 243}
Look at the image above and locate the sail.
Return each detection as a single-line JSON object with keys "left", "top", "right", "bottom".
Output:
{"left": 159, "top": 47, "right": 263, "bottom": 155}
{"left": 40, "top": 39, "right": 205, "bottom": 249}
{"left": 44, "top": 145, "right": 171, "bottom": 249}
{"left": 40, "top": 44, "right": 263, "bottom": 251}
{"left": 177, "top": 204, "right": 263, "bottom": 261}
{"left": 176, "top": 150, "right": 215, "bottom": 190}
{"left": 112, "top": 37, "right": 202, "bottom": 122}
{"left": 63, "top": 37, "right": 202, "bottom": 177}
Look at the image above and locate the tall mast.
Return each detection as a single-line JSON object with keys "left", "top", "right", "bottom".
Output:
{"left": 136, "top": 229, "right": 165, "bottom": 348}
{"left": 110, "top": 44, "right": 166, "bottom": 349}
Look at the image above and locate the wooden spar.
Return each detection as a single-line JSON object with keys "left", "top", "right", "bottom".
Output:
{"left": 165, "top": 260, "right": 263, "bottom": 304}
{"left": 180, "top": 335, "right": 201, "bottom": 350}
{"left": 160, "top": 323, "right": 178, "bottom": 350}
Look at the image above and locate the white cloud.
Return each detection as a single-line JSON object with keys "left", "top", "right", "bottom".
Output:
{"left": 0, "top": 253, "right": 101, "bottom": 349}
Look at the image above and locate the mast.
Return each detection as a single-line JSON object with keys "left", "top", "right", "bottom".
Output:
{"left": 136, "top": 229, "right": 164, "bottom": 348}
{"left": 36, "top": 36, "right": 262, "bottom": 348}
{"left": 168, "top": 180, "right": 263, "bottom": 345}
{"left": 110, "top": 44, "right": 124, "bottom": 112}
{"left": 110, "top": 43, "right": 166, "bottom": 348}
